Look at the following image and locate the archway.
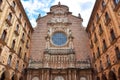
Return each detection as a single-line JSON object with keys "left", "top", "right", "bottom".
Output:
{"left": 11, "top": 74, "right": 18, "bottom": 80}
{"left": 54, "top": 76, "right": 64, "bottom": 80}
{"left": 0, "top": 72, "right": 5, "bottom": 80}
{"left": 108, "top": 71, "right": 117, "bottom": 80}
{"left": 102, "top": 74, "right": 107, "bottom": 80}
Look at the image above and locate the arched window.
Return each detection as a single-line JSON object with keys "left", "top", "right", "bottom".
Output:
{"left": 16, "top": 60, "right": 19, "bottom": 70}
{"left": 96, "top": 13, "right": 99, "bottom": 22}
{"left": 24, "top": 22, "right": 26, "bottom": 28}
{"left": 19, "top": 13, "right": 22, "bottom": 19}
{"left": 103, "top": 40, "right": 107, "bottom": 52}
{"left": 22, "top": 33, "right": 24, "bottom": 40}
{"left": 110, "top": 29, "right": 116, "bottom": 42}
{"left": 97, "top": 47, "right": 100, "bottom": 58}
{"left": 99, "top": 24, "right": 103, "bottom": 35}
{"left": 7, "top": 55, "right": 12, "bottom": 66}
{"left": 1, "top": 30, "right": 7, "bottom": 41}
{"left": 100, "top": 60, "right": 103, "bottom": 71}
{"left": 24, "top": 53, "right": 27, "bottom": 61}
{"left": 115, "top": 47, "right": 120, "bottom": 59}
{"left": 105, "top": 12, "right": 111, "bottom": 25}
{"left": 102, "top": 1, "right": 106, "bottom": 7}
{"left": 18, "top": 47, "right": 22, "bottom": 57}
{"left": 16, "top": 24, "right": 19, "bottom": 32}
{"left": 106, "top": 55, "right": 111, "bottom": 67}
{"left": 11, "top": 40, "right": 15, "bottom": 49}
{"left": 7, "top": 13, "right": 12, "bottom": 22}
{"left": 11, "top": 1, "right": 16, "bottom": 8}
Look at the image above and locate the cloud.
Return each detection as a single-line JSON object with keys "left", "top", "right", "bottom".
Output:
{"left": 21, "top": 0, "right": 95, "bottom": 27}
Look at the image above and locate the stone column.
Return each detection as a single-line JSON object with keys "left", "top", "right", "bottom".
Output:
{"left": 69, "top": 70, "right": 71, "bottom": 80}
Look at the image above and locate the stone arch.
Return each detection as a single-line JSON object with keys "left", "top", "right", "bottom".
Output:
{"left": 0, "top": 70, "right": 10, "bottom": 80}
{"left": 80, "top": 76, "right": 87, "bottom": 80}
{"left": 108, "top": 71, "right": 117, "bottom": 80}
{"left": 101, "top": 74, "right": 107, "bottom": 80}
{"left": 32, "top": 76, "right": 39, "bottom": 80}
{"left": 11, "top": 74, "right": 18, "bottom": 80}
{"left": 0, "top": 71, "right": 5, "bottom": 80}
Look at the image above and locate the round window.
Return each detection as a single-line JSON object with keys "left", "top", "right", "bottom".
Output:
{"left": 52, "top": 32, "right": 67, "bottom": 46}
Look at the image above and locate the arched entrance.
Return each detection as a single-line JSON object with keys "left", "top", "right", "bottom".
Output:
{"left": 102, "top": 74, "right": 107, "bottom": 80}
{"left": 0, "top": 72, "right": 5, "bottom": 80}
{"left": 54, "top": 76, "right": 64, "bottom": 80}
{"left": 11, "top": 74, "right": 17, "bottom": 80}
{"left": 80, "top": 77, "right": 87, "bottom": 80}
{"left": 108, "top": 71, "right": 117, "bottom": 80}
{"left": 32, "top": 76, "right": 39, "bottom": 80}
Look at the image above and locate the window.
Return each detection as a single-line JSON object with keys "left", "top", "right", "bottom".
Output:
{"left": 11, "top": 40, "right": 15, "bottom": 49}
{"left": 7, "top": 55, "right": 12, "bottom": 66}
{"left": 16, "top": 60, "right": 19, "bottom": 70}
{"left": 114, "top": 0, "right": 120, "bottom": 5}
{"left": 24, "top": 53, "right": 26, "bottom": 61}
{"left": 24, "top": 22, "right": 26, "bottom": 28}
{"left": 18, "top": 47, "right": 22, "bottom": 57}
{"left": 96, "top": 13, "right": 99, "bottom": 23}
{"left": 91, "top": 23, "right": 95, "bottom": 32}
{"left": 110, "top": 29, "right": 116, "bottom": 42}
{"left": 90, "top": 40, "right": 93, "bottom": 48}
{"left": 93, "top": 52, "right": 96, "bottom": 61}
{"left": 100, "top": 60, "right": 103, "bottom": 71}
{"left": 99, "top": 24, "right": 103, "bottom": 35}
{"left": 52, "top": 32, "right": 67, "bottom": 46}
{"left": 22, "top": 33, "right": 24, "bottom": 40}
{"left": 103, "top": 40, "right": 107, "bottom": 52}
{"left": 11, "top": 1, "right": 16, "bottom": 8}
{"left": 19, "top": 13, "right": 22, "bottom": 19}
{"left": 105, "top": 12, "right": 111, "bottom": 25}
{"left": 97, "top": 47, "right": 100, "bottom": 58}
{"left": 16, "top": 24, "right": 19, "bottom": 32}
{"left": 7, "top": 13, "right": 12, "bottom": 22}
{"left": 94, "top": 33, "right": 97, "bottom": 43}
{"left": 1, "top": 30, "right": 7, "bottom": 41}
{"left": 102, "top": 1, "right": 106, "bottom": 8}
{"left": 106, "top": 55, "right": 111, "bottom": 67}
{"left": 115, "top": 47, "right": 120, "bottom": 59}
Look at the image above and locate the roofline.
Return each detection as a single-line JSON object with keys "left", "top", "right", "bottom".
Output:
{"left": 86, "top": 0, "right": 100, "bottom": 32}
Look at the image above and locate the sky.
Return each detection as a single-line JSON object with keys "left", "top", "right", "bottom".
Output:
{"left": 21, "top": 0, "right": 96, "bottom": 27}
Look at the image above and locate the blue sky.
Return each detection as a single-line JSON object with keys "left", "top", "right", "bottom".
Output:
{"left": 21, "top": 0, "right": 95, "bottom": 27}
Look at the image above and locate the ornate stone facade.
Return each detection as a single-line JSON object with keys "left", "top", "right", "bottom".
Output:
{"left": 26, "top": 2, "right": 92, "bottom": 80}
